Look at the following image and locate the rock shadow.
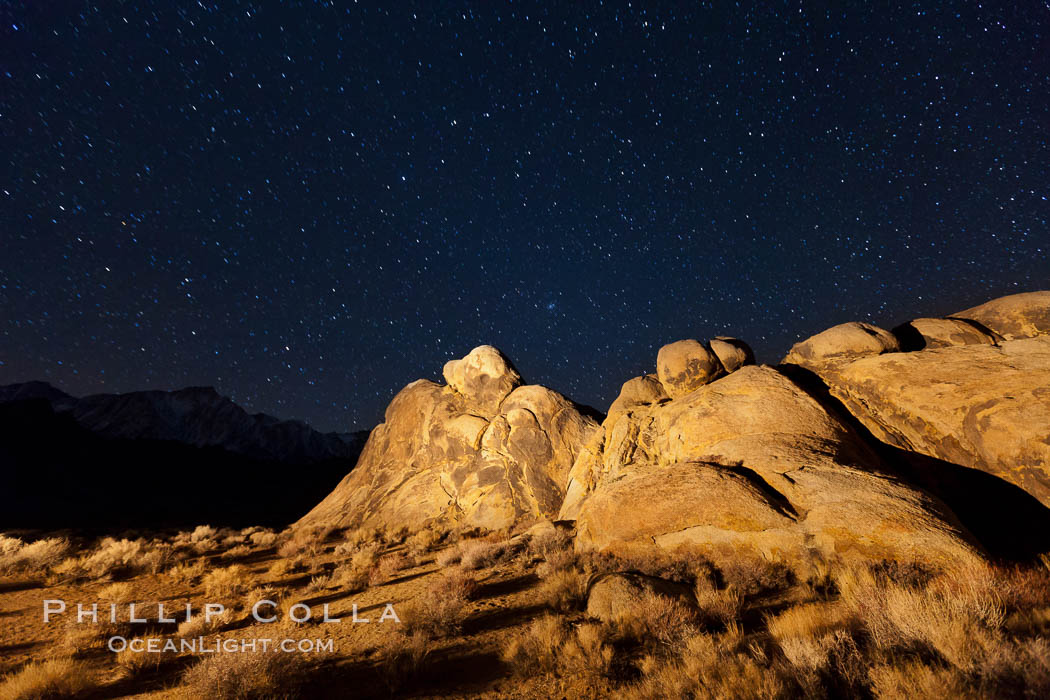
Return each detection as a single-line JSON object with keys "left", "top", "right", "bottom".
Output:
{"left": 474, "top": 573, "right": 538, "bottom": 600}
{"left": 776, "top": 363, "right": 1050, "bottom": 561}
{"left": 461, "top": 602, "right": 549, "bottom": 635}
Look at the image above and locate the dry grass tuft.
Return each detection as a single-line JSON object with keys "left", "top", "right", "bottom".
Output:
{"left": 868, "top": 659, "right": 975, "bottom": 699}
{"left": 838, "top": 562, "right": 1005, "bottom": 671}
{"left": 458, "top": 539, "right": 513, "bottom": 570}
{"left": 693, "top": 579, "right": 745, "bottom": 628}
{"left": 0, "top": 536, "right": 72, "bottom": 575}
{"left": 0, "top": 657, "right": 93, "bottom": 699}
{"left": 407, "top": 527, "right": 444, "bottom": 556}
{"left": 369, "top": 552, "right": 415, "bottom": 586}
{"left": 560, "top": 623, "right": 615, "bottom": 678}
{"left": 168, "top": 558, "right": 207, "bottom": 584}
{"left": 178, "top": 607, "right": 235, "bottom": 638}
{"left": 201, "top": 564, "right": 249, "bottom": 598}
{"left": 97, "top": 581, "right": 135, "bottom": 603}
{"left": 380, "top": 631, "right": 431, "bottom": 691}
{"left": 249, "top": 529, "right": 278, "bottom": 548}
{"left": 116, "top": 642, "right": 164, "bottom": 679}
{"left": 177, "top": 650, "right": 307, "bottom": 698}
{"left": 501, "top": 614, "right": 569, "bottom": 676}
{"left": 538, "top": 567, "right": 589, "bottom": 612}
{"left": 626, "top": 630, "right": 783, "bottom": 699}
{"left": 399, "top": 569, "right": 478, "bottom": 638}
{"left": 611, "top": 590, "right": 701, "bottom": 648}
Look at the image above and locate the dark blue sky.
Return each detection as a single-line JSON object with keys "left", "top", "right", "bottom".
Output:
{"left": 2, "top": 2, "right": 1047, "bottom": 432}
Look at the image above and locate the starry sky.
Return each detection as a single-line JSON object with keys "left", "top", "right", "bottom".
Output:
{"left": 2, "top": 2, "right": 1048, "bottom": 433}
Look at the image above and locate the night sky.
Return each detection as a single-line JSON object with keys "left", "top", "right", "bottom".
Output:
{"left": 2, "top": 2, "right": 1048, "bottom": 433}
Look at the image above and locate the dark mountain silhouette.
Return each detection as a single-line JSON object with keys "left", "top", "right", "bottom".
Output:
{"left": 0, "top": 382, "right": 369, "bottom": 529}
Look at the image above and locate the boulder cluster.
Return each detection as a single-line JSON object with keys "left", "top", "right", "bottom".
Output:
{"left": 298, "top": 291, "right": 1050, "bottom": 568}
{"left": 297, "top": 346, "right": 600, "bottom": 532}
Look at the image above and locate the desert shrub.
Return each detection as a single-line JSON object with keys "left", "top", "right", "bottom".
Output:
{"left": 369, "top": 552, "right": 415, "bottom": 585}
{"left": 0, "top": 534, "right": 23, "bottom": 556}
{"left": 529, "top": 527, "right": 573, "bottom": 557}
{"left": 81, "top": 537, "right": 143, "bottom": 578}
{"left": 341, "top": 526, "right": 383, "bottom": 550}
{"left": 0, "top": 658, "right": 93, "bottom": 699}
{"left": 407, "top": 528, "right": 444, "bottom": 556}
{"left": 190, "top": 525, "right": 217, "bottom": 543}
{"left": 268, "top": 557, "right": 307, "bottom": 578}
{"left": 611, "top": 591, "right": 701, "bottom": 649}
{"left": 202, "top": 565, "right": 248, "bottom": 598}
{"left": 168, "top": 558, "right": 207, "bottom": 584}
{"left": 277, "top": 526, "right": 332, "bottom": 558}
{"left": 250, "top": 530, "right": 278, "bottom": 548}
{"left": 97, "top": 581, "right": 135, "bottom": 603}
{"left": 349, "top": 542, "right": 381, "bottom": 569}
{"left": 178, "top": 607, "right": 235, "bottom": 638}
{"left": 0, "top": 536, "right": 71, "bottom": 574}
{"left": 178, "top": 650, "right": 307, "bottom": 699}
{"left": 868, "top": 659, "right": 975, "bottom": 699}
{"left": 222, "top": 544, "right": 254, "bottom": 559}
{"left": 501, "top": 614, "right": 569, "bottom": 676}
{"left": 459, "top": 539, "right": 513, "bottom": 570}
{"left": 560, "top": 622, "right": 615, "bottom": 678}
{"left": 379, "top": 631, "right": 431, "bottom": 691}
{"left": 616, "top": 549, "right": 699, "bottom": 584}
{"left": 436, "top": 546, "right": 462, "bottom": 567}
{"left": 541, "top": 547, "right": 579, "bottom": 573}
{"left": 221, "top": 532, "right": 245, "bottom": 547}
{"left": 388, "top": 525, "right": 412, "bottom": 544}
{"left": 693, "top": 579, "right": 745, "bottom": 628}
{"left": 538, "top": 567, "right": 589, "bottom": 613}
{"left": 626, "top": 630, "right": 784, "bottom": 700}
{"left": 860, "top": 565, "right": 1002, "bottom": 670}
{"left": 140, "top": 542, "right": 175, "bottom": 574}
{"left": 399, "top": 570, "right": 478, "bottom": 638}
{"left": 116, "top": 641, "right": 165, "bottom": 678}
{"left": 330, "top": 561, "right": 370, "bottom": 592}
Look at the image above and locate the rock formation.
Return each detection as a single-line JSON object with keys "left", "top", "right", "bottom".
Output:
{"left": 560, "top": 341, "right": 982, "bottom": 568}
{"left": 781, "top": 321, "right": 900, "bottom": 368}
{"left": 781, "top": 292, "right": 1050, "bottom": 510}
{"left": 297, "top": 291, "right": 1048, "bottom": 565}
{"left": 296, "top": 346, "right": 600, "bottom": 532}
{"left": 952, "top": 290, "right": 1050, "bottom": 341}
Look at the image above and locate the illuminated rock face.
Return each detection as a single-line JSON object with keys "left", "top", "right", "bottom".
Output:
{"left": 560, "top": 364, "right": 983, "bottom": 569}
{"left": 296, "top": 345, "right": 599, "bottom": 532}
{"left": 779, "top": 292, "right": 1050, "bottom": 509}
{"left": 300, "top": 292, "right": 1050, "bottom": 570}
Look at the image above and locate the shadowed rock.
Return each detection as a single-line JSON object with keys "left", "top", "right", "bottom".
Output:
{"left": 893, "top": 317, "right": 1002, "bottom": 351}
{"left": 709, "top": 337, "right": 755, "bottom": 373}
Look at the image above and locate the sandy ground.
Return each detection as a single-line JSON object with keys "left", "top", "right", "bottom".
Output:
{"left": 0, "top": 535, "right": 612, "bottom": 698}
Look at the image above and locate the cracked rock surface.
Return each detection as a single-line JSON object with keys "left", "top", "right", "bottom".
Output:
{"left": 296, "top": 346, "right": 599, "bottom": 532}
{"left": 560, "top": 365, "right": 982, "bottom": 568}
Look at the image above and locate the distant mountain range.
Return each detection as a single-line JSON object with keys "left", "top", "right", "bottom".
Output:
{"left": 0, "top": 382, "right": 370, "bottom": 529}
